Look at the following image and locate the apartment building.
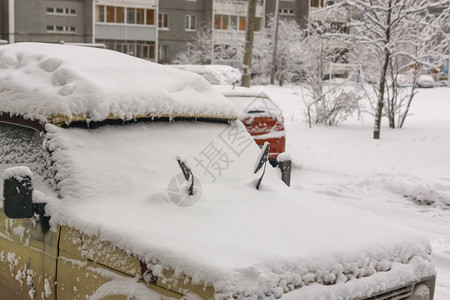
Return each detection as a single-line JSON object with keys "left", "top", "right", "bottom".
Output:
{"left": 158, "top": 0, "right": 209, "bottom": 63}
{"left": 158, "top": 0, "right": 266, "bottom": 63}
{"left": 0, "top": 0, "right": 93, "bottom": 44}
{"left": 94, "top": 0, "right": 158, "bottom": 60}
{"left": 1, "top": 0, "right": 309, "bottom": 63}
{"left": 0, "top": 0, "right": 157, "bottom": 59}
{"left": 308, "top": 0, "right": 351, "bottom": 77}
{"left": 265, "top": 0, "right": 309, "bottom": 28}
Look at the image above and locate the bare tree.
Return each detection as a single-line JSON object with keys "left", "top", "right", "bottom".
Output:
{"left": 252, "top": 18, "right": 304, "bottom": 85}
{"left": 333, "top": 0, "right": 450, "bottom": 139}
{"left": 300, "top": 31, "right": 363, "bottom": 127}
{"left": 241, "top": 0, "right": 258, "bottom": 87}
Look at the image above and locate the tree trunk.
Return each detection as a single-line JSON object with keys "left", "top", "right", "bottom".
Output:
{"left": 270, "top": 0, "right": 280, "bottom": 85}
{"left": 241, "top": 0, "right": 257, "bottom": 88}
{"left": 373, "top": 0, "right": 393, "bottom": 139}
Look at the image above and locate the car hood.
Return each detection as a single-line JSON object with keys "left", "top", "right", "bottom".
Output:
{"left": 43, "top": 121, "right": 434, "bottom": 298}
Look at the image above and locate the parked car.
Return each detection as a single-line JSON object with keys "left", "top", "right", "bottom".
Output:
{"left": 215, "top": 86, "right": 286, "bottom": 165}
{"left": 417, "top": 75, "right": 436, "bottom": 88}
{"left": 170, "top": 64, "right": 241, "bottom": 85}
{"left": 0, "top": 43, "right": 436, "bottom": 300}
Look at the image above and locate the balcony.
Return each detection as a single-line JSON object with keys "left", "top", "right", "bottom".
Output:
{"left": 309, "top": 6, "right": 349, "bottom": 23}
{"left": 213, "top": 30, "right": 262, "bottom": 45}
{"left": 95, "top": 24, "right": 157, "bottom": 41}
{"left": 214, "top": 0, "right": 264, "bottom": 17}
{"left": 323, "top": 38, "right": 347, "bottom": 50}
{"left": 96, "top": 0, "right": 157, "bottom": 8}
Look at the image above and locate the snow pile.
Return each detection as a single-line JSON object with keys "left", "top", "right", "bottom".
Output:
{"left": 0, "top": 43, "right": 238, "bottom": 124}
{"left": 3, "top": 166, "right": 32, "bottom": 181}
{"left": 170, "top": 65, "right": 241, "bottom": 85}
{"left": 256, "top": 84, "right": 450, "bottom": 299}
{"left": 43, "top": 120, "right": 434, "bottom": 298}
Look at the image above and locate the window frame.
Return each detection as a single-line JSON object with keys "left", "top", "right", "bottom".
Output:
{"left": 158, "top": 13, "right": 169, "bottom": 29}
{"left": 185, "top": 15, "right": 196, "bottom": 31}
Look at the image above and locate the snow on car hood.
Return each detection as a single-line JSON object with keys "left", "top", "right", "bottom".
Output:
{"left": 0, "top": 43, "right": 238, "bottom": 124}
{"left": 43, "top": 121, "right": 434, "bottom": 298}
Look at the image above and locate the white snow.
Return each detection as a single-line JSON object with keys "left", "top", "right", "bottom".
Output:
{"left": 3, "top": 166, "right": 33, "bottom": 181}
{"left": 170, "top": 65, "right": 241, "bottom": 85}
{"left": 0, "top": 42, "right": 442, "bottom": 299}
{"left": 255, "top": 84, "right": 450, "bottom": 299}
{"left": 43, "top": 119, "right": 434, "bottom": 298}
{"left": 0, "top": 43, "right": 238, "bottom": 124}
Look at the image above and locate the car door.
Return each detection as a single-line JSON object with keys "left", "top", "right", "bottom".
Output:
{"left": 0, "top": 121, "right": 59, "bottom": 300}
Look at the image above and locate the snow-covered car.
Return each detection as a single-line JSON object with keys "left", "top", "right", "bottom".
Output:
{"left": 0, "top": 43, "right": 436, "bottom": 300}
{"left": 171, "top": 64, "right": 241, "bottom": 85}
{"left": 417, "top": 75, "right": 436, "bottom": 88}
{"left": 215, "top": 86, "right": 286, "bottom": 164}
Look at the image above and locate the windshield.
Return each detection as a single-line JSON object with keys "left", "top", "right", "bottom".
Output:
{"left": 47, "top": 121, "right": 267, "bottom": 205}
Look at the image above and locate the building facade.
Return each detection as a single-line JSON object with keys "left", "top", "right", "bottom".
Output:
{"left": 1, "top": 0, "right": 309, "bottom": 63}
{"left": 158, "top": 0, "right": 210, "bottom": 63}
{"left": 94, "top": 0, "right": 158, "bottom": 60}
{"left": 0, "top": 0, "right": 93, "bottom": 44}
{"left": 265, "top": 0, "right": 309, "bottom": 28}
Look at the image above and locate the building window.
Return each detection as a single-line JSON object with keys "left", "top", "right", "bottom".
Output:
{"left": 136, "top": 9, "right": 145, "bottom": 24}
{"left": 96, "top": 6, "right": 155, "bottom": 25}
{"left": 117, "top": 7, "right": 125, "bottom": 23}
{"left": 159, "top": 45, "right": 169, "bottom": 61}
{"left": 96, "top": 5, "right": 105, "bottom": 22}
{"left": 185, "top": 15, "right": 196, "bottom": 31}
{"left": 159, "top": 13, "right": 169, "bottom": 28}
{"left": 96, "top": 39, "right": 156, "bottom": 60}
{"left": 254, "top": 17, "right": 262, "bottom": 31}
{"left": 127, "top": 8, "right": 136, "bottom": 24}
{"left": 107, "top": 6, "right": 115, "bottom": 23}
{"left": 47, "top": 25, "right": 76, "bottom": 33}
{"left": 214, "top": 15, "right": 252, "bottom": 31}
{"left": 214, "top": 14, "right": 228, "bottom": 30}
{"left": 47, "top": 7, "right": 76, "bottom": 15}
{"left": 311, "top": 0, "right": 324, "bottom": 7}
{"left": 279, "top": 8, "right": 294, "bottom": 16}
{"left": 146, "top": 10, "right": 155, "bottom": 25}
{"left": 230, "top": 15, "right": 238, "bottom": 30}
{"left": 239, "top": 16, "right": 246, "bottom": 31}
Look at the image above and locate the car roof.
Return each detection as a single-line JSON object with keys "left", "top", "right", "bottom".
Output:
{"left": 0, "top": 43, "right": 238, "bottom": 126}
{"left": 213, "top": 85, "right": 270, "bottom": 98}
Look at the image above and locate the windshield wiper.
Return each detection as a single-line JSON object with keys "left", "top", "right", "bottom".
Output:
{"left": 254, "top": 142, "right": 270, "bottom": 190}
{"left": 176, "top": 155, "right": 194, "bottom": 195}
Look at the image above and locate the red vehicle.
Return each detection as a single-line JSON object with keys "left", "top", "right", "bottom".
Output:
{"left": 217, "top": 87, "right": 286, "bottom": 164}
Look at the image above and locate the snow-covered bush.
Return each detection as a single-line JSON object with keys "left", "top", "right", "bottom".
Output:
{"left": 252, "top": 18, "right": 304, "bottom": 85}
{"left": 173, "top": 24, "right": 213, "bottom": 65}
{"left": 300, "top": 24, "right": 363, "bottom": 127}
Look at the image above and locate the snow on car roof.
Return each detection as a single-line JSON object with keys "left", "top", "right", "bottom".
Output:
{"left": 214, "top": 85, "right": 270, "bottom": 98}
{"left": 43, "top": 120, "right": 434, "bottom": 298}
{"left": 0, "top": 43, "right": 238, "bottom": 125}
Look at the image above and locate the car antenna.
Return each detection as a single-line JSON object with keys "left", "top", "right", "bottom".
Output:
{"left": 176, "top": 155, "right": 194, "bottom": 195}
{"left": 254, "top": 142, "right": 270, "bottom": 190}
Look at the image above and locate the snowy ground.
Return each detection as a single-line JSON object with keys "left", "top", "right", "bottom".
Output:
{"left": 256, "top": 85, "right": 450, "bottom": 299}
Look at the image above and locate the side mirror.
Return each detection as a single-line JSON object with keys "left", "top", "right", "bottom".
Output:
{"left": 254, "top": 142, "right": 270, "bottom": 190}
{"left": 3, "top": 166, "right": 34, "bottom": 219}
{"left": 277, "top": 153, "right": 292, "bottom": 187}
